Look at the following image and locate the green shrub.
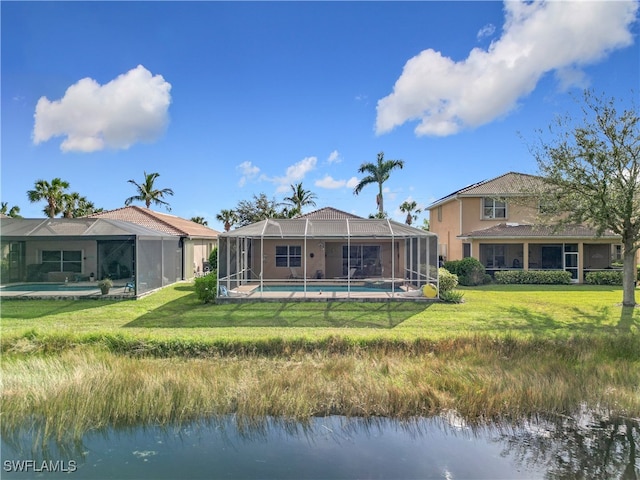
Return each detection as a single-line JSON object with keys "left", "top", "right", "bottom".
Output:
{"left": 494, "top": 270, "right": 572, "bottom": 285}
{"left": 194, "top": 271, "right": 217, "bottom": 303}
{"left": 443, "top": 258, "right": 489, "bottom": 286}
{"left": 585, "top": 270, "right": 623, "bottom": 286}
{"left": 209, "top": 246, "right": 218, "bottom": 271}
{"left": 439, "top": 289, "right": 465, "bottom": 303}
{"left": 438, "top": 267, "right": 458, "bottom": 293}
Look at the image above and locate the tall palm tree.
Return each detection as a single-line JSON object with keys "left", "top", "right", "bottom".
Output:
{"left": 282, "top": 182, "right": 317, "bottom": 217}
{"left": 0, "top": 202, "right": 21, "bottom": 218}
{"left": 124, "top": 172, "right": 174, "bottom": 211}
{"left": 27, "top": 178, "right": 70, "bottom": 218}
{"left": 353, "top": 152, "right": 404, "bottom": 216}
{"left": 399, "top": 200, "right": 421, "bottom": 226}
{"left": 216, "top": 209, "right": 238, "bottom": 232}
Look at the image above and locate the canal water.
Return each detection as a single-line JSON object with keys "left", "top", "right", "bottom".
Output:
{"left": 2, "top": 412, "right": 638, "bottom": 479}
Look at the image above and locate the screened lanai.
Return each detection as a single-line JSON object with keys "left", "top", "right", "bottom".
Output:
{"left": 0, "top": 218, "right": 181, "bottom": 296}
{"left": 217, "top": 217, "right": 438, "bottom": 299}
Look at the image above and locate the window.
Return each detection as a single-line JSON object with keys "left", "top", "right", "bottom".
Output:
{"left": 613, "top": 245, "right": 622, "bottom": 261}
{"left": 437, "top": 206, "right": 442, "bottom": 222}
{"left": 275, "top": 245, "right": 301, "bottom": 268}
{"left": 42, "top": 250, "right": 82, "bottom": 272}
{"left": 482, "top": 197, "right": 506, "bottom": 219}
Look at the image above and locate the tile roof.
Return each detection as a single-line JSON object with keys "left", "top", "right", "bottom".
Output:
{"left": 88, "top": 206, "right": 219, "bottom": 238}
{"left": 428, "top": 172, "right": 544, "bottom": 208}
{"left": 297, "top": 207, "right": 363, "bottom": 220}
{"left": 460, "top": 223, "right": 620, "bottom": 239}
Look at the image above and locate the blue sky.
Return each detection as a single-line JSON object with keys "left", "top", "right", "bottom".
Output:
{"left": 2, "top": 1, "right": 638, "bottom": 231}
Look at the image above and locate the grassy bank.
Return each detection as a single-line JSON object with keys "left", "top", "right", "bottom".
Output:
{"left": 3, "top": 335, "right": 639, "bottom": 442}
{"left": 1, "top": 283, "right": 639, "bottom": 442}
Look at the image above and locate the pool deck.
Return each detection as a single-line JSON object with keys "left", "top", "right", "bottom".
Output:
{"left": 217, "top": 281, "right": 437, "bottom": 303}
{"left": 0, "top": 282, "right": 137, "bottom": 300}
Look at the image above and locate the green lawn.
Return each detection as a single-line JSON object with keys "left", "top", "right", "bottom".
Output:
{"left": 1, "top": 283, "right": 638, "bottom": 345}
{"left": 3, "top": 282, "right": 639, "bottom": 436}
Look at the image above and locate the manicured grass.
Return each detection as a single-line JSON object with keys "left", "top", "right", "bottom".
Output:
{"left": 1, "top": 283, "right": 638, "bottom": 347}
{"left": 2, "top": 282, "right": 639, "bottom": 443}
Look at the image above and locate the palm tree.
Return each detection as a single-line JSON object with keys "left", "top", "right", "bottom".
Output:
{"left": 353, "top": 152, "right": 404, "bottom": 216}
{"left": 62, "top": 192, "right": 81, "bottom": 218}
{"left": 124, "top": 172, "right": 174, "bottom": 211}
{"left": 399, "top": 200, "right": 421, "bottom": 226}
{"left": 27, "top": 178, "right": 70, "bottom": 218}
{"left": 0, "top": 202, "right": 21, "bottom": 218}
{"left": 282, "top": 182, "right": 317, "bottom": 217}
{"left": 216, "top": 209, "right": 238, "bottom": 232}
{"left": 61, "top": 193, "right": 102, "bottom": 218}
{"left": 190, "top": 216, "right": 208, "bottom": 226}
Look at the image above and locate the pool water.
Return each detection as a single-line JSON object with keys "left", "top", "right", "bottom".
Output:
{"left": 256, "top": 284, "right": 396, "bottom": 293}
{"left": 0, "top": 283, "right": 99, "bottom": 292}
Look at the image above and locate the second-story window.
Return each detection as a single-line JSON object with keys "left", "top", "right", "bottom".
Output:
{"left": 483, "top": 197, "right": 506, "bottom": 219}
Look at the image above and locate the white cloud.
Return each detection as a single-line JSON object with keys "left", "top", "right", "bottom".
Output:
{"left": 376, "top": 0, "right": 638, "bottom": 137}
{"left": 315, "top": 175, "right": 359, "bottom": 190}
{"left": 271, "top": 156, "right": 317, "bottom": 193}
{"left": 33, "top": 65, "right": 171, "bottom": 152}
{"left": 327, "top": 150, "right": 341, "bottom": 164}
{"left": 477, "top": 23, "right": 496, "bottom": 41}
{"left": 237, "top": 161, "right": 261, "bottom": 187}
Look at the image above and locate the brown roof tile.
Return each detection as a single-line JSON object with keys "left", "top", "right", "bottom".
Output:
{"left": 460, "top": 223, "right": 619, "bottom": 239}
{"left": 297, "top": 207, "right": 363, "bottom": 220}
{"left": 89, "top": 206, "right": 219, "bottom": 238}
{"left": 429, "top": 172, "right": 544, "bottom": 208}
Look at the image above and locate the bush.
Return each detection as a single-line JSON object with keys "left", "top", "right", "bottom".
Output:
{"left": 585, "top": 270, "right": 623, "bottom": 286}
{"left": 439, "top": 289, "right": 465, "bottom": 304}
{"left": 209, "top": 246, "right": 218, "bottom": 271}
{"left": 443, "top": 258, "right": 490, "bottom": 286}
{"left": 438, "top": 267, "right": 458, "bottom": 293}
{"left": 194, "top": 271, "right": 217, "bottom": 303}
{"left": 494, "top": 270, "right": 572, "bottom": 285}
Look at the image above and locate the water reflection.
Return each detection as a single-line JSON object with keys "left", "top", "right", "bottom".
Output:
{"left": 2, "top": 412, "right": 638, "bottom": 479}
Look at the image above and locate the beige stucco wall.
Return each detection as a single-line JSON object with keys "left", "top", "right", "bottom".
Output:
{"left": 430, "top": 197, "right": 540, "bottom": 262}
{"left": 25, "top": 240, "right": 98, "bottom": 277}
{"left": 187, "top": 238, "right": 216, "bottom": 278}
{"left": 248, "top": 239, "right": 404, "bottom": 281}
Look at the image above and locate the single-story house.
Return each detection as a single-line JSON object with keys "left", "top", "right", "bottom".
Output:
{"left": 217, "top": 207, "right": 438, "bottom": 298}
{"left": 0, "top": 217, "right": 179, "bottom": 295}
{"left": 89, "top": 206, "right": 219, "bottom": 278}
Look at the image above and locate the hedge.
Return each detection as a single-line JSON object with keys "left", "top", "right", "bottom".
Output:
{"left": 443, "top": 258, "right": 491, "bottom": 286}
{"left": 494, "top": 270, "right": 572, "bottom": 285}
{"left": 585, "top": 270, "right": 623, "bottom": 286}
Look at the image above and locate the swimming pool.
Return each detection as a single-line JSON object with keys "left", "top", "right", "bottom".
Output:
{"left": 0, "top": 283, "right": 99, "bottom": 292}
{"left": 255, "top": 284, "right": 396, "bottom": 293}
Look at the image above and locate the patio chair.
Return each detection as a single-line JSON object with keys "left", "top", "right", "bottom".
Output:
{"left": 289, "top": 268, "right": 301, "bottom": 279}
{"left": 124, "top": 281, "right": 135, "bottom": 293}
{"left": 218, "top": 285, "right": 247, "bottom": 297}
{"left": 341, "top": 267, "right": 357, "bottom": 279}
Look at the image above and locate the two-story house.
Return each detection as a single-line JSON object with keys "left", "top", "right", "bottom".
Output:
{"left": 428, "top": 172, "right": 623, "bottom": 283}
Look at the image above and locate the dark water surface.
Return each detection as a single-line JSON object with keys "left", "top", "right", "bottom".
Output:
{"left": 2, "top": 412, "right": 638, "bottom": 479}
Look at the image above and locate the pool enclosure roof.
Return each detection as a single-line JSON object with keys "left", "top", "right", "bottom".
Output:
{"left": 0, "top": 218, "right": 173, "bottom": 239}
{"left": 220, "top": 218, "right": 436, "bottom": 239}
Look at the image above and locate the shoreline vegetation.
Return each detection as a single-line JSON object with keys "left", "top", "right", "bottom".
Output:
{"left": 1, "top": 283, "right": 639, "bottom": 442}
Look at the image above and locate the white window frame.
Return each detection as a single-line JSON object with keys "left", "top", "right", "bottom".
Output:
{"left": 482, "top": 197, "right": 506, "bottom": 220}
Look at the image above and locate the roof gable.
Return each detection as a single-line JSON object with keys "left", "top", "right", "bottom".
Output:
{"left": 297, "top": 207, "right": 363, "bottom": 220}
{"left": 429, "top": 172, "right": 544, "bottom": 208}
